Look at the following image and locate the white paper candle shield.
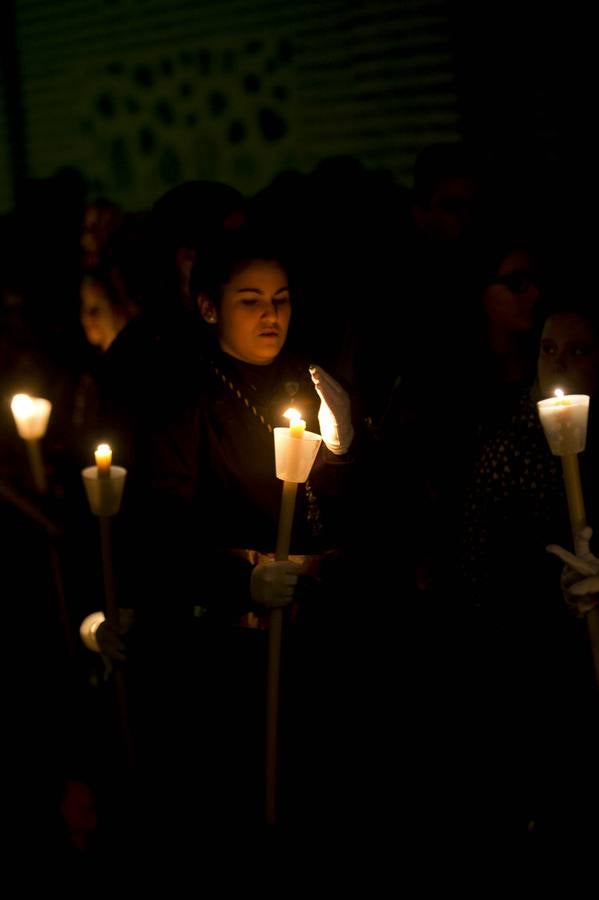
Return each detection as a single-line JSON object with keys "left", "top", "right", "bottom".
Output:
{"left": 82, "top": 465, "right": 127, "bottom": 516}
{"left": 273, "top": 428, "right": 322, "bottom": 483}
{"left": 10, "top": 394, "right": 52, "bottom": 440}
{"left": 537, "top": 393, "right": 590, "bottom": 456}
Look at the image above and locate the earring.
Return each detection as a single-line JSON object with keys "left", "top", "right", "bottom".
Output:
{"left": 206, "top": 313, "right": 217, "bottom": 324}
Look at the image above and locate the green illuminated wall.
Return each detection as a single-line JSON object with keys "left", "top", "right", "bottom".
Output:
{"left": 5, "top": 0, "right": 460, "bottom": 210}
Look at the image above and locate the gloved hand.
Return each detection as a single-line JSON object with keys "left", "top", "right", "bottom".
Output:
{"left": 309, "top": 365, "right": 354, "bottom": 455}
{"left": 546, "top": 527, "right": 599, "bottom": 616}
{"left": 250, "top": 560, "right": 301, "bottom": 608}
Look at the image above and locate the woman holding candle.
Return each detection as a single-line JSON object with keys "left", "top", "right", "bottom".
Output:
{"left": 459, "top": 296, "right": 599, "bottom": 836}
{"left": 105, "top": 226, "right": 360, "bottom": 833}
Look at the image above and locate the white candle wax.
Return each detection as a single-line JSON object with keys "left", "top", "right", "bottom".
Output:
{"left": 95, "top": 443, "right": 112, "bottom": 477}
{"left": 10, "top": 394, "right": 52, "bottom": 440}
{"left": 537, "top": 391, "right": 590, "bottom": 456}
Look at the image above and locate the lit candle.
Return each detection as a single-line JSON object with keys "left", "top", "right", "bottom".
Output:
{"left": 267, "top": 406, "right": 322, "bottom": 825}
{"left": 10, "top": 393, "right": 52, "bottom": 440}
{"left": 537, "top": 388, "right": 599, "bottom": 689}
{"left": 284, "top": 407, "right": 306, "bottom": 439}
{"left": 10, "top": 393, "right": 52, "bottom": 493}
{"left": 537, "top": 389, "right": 590, "bottom": 456}
{"left": 95, "top": 443, "right": 112, "bottom": 477}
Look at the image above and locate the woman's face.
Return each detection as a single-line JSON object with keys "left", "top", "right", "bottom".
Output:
{"left": 80, "top": 280, "right": 127, "bottom": 352}
{"left": 481, "top": 249, "right": 540, "bottom": 333}
{"left": 538, "top": 312, "right": 599, "bottom": 397}
{"left": 202, "top": 259, "right": 291, "bottom": 365}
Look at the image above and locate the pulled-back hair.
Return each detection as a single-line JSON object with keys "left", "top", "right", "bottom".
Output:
{"left": 188, "top": 226, "right": 290, "bottom": 308}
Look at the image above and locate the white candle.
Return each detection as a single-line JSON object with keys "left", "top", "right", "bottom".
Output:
{"left": 10, "top": 393, "right": 52, "bottom": 440}
{"left": 95, "top": 443, "right": 112, "bottom": 477}
{"left": 537, "top": 389, "right": 590, "bottom": 456}
{"left": 284, "top": 407, "right": 306, "bottom": 439}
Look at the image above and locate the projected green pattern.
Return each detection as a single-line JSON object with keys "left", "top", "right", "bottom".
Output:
{"left": 79, "top": 37, "right": 297, "bottom": 203}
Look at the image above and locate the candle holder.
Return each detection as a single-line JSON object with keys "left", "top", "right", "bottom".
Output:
{"left": 537, "top": 391, "right": 599, "bottom": 688}
{"left": 265, "top": 421, "right": 322, "bottom": 826}
{"left": 273, "top": 428, "right": 321, "bottom": 484}
{"left": 537, "top": 393, "right": 589, "bottom": 457}
{"left": 82, "top": 465, "right": 127, "bottom": 517}
{"left": 11, "top": 394, "right": 52, "bottom": 494}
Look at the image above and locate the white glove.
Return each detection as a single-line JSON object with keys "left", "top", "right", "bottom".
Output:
{"left": 546, "top": 527, "right": 599, "bottom": 616}
{"left": 309, "top": 365, "right": 354, "bottom": 455}
{"left": 250, "top": 560, "right": 301, "bottom": 608}
{"left": 80, "top": 611, "right": 106, "bottom": 653}
{"left": 80, "top": 608, "right": 135, "bottom": 662}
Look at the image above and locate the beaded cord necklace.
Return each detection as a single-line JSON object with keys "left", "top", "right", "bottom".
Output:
{"left": 211, "top": 360, "right": 323, "bottom": 538}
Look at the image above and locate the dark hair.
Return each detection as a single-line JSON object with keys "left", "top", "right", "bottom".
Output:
{"left": 150, "top": 180, "right": 245, "bottom": 252}
{"left": 146, "top": 181, "right": 247, "bottom": 316}
{"left": 541, "top": 296, "right": 599, "bottom": 342}
{"left": 470, "top": 222, "right": 541, "bottom": 295}
{"left": 81, "top": 264, "right": 136, "bottom": 319}
{"left": 413, "top": 142, "right": 478, "bottom": 207}
{"left": 188, "top": 227, "right": 289, "bottom": 308}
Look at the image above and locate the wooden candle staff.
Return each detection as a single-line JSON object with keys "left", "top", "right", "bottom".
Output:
{"left": 267, "top": 410, "right": 321, "bottom": 825}
{"left": 10, "top": 393, "right": 75, "bottom": 653}
{"left": 538, "top": 390, "right": 599, "bottom": 688}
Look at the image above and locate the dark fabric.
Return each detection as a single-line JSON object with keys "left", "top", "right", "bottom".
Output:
{"left": 112, "top": 343, "right": 363, "bottom": 831}
{"left": 123, "top": 344, "right": 356, "bottom": 624}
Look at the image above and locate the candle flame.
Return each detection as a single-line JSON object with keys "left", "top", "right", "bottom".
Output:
{"left": 11, "top": 393, "right": 34, "bottom": 418}
{"left": 95, "top": 443, "right": 112, "bottom": 471}
{"left": 554, "top": 388, "right": 564, "bottom": 398}
{"left": 10, "top": 393, "right": 51, "bottom": 439}
{"left": 283, "top": 407, "right": 302, "bottom": 424}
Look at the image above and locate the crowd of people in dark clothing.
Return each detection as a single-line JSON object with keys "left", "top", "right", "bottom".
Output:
{"left": 1, "top": 144, "right": 598, "bottom": 863}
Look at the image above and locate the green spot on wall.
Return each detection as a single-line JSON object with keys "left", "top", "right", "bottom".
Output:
{"left": 272, "top": 85, "right": 287, "bottom": 101}
{"left": 158, "top": 148, "right": 182, "bottom": 185}
{"left": 134, "top": 66, "right": 154, "bottom": 88}
{"left": 179, "top": 51, "right": 192, "bottom": 65}
{"left": 80, "top": 119, "right": 94, "bottom": 134}
{"left": 96, "top": 93, "right": 116, "bottom": 118}
{"left": 186, "top": 113, "right": 197, "bottom": 127}
{"left": 161, "top": 59, "right": 174, "bottom": 76}
{"left": 222, "top": 50, "right": 236, "bottom": 72}
{"left": 125, "top": 98, "right": 140, "bottom": 114}
{"left": 106, "top": 62, "right": 124, "bottom": 75}
{"left": 139, "top": 127, "right": 155, "bottom": 154}
{"left": 246, "top": 40, "right": 263, "bottom": 55}
{"left": 228, "top": 120, "right": 246, "bottom": 144}
{"left": 179, "top": 83, "right": 193, "bottom": 99}
{"left": 208, "top": 92, "right": 227, "bottom": 116}
{"left": 154, "top": 100, "right": 175, "bottom": 125}
{"left": 258, "top": 108, "right": 287, "bottom": 142}
{"left": 277, "top": 39, "right": 294, "bottom": 63}
{"left": 197, "top": 51, "right": 211, "bottom": 75}
{"left": 244, "top": 74, "right": 261, "bottom": 94}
